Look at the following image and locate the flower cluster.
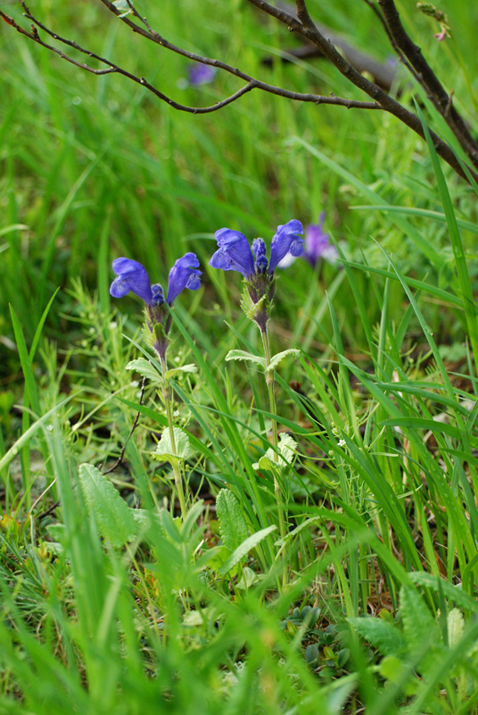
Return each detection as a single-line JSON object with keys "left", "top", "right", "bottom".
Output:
{"left": 109, "top": 218, "right": 304, "bottom": 343}
{"left": 209, "top": 220, "right": 304, "bottom": 330}
{"left": 110, "top": 253, "right": 201, "bottom": 358}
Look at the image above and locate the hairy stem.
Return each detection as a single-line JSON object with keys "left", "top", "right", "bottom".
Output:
{"left": 261, "top": 328, "right": 286, "bottom": 548}
{"left": 160, "top": 355, "right": 187, "bottom": 519}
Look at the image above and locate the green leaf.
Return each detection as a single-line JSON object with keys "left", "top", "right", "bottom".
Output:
{"left": 126, "top": 358, "right": 161, "bottom": 384}
{"left": 400, "top": 585, "right": 437, "bottom": 651}
{"left": 164, "top": 364, "right": 198, "bottom": 380}
{"left": 447, "top": 609, "right": 464, "bottom": 648}
{"left": 266, "top": 349, "right": 301, "bottom": 373}
{"left": 216, "top": 489, "right": 249, "bottom": 555}
{"left": 225, "top": 350, "right": 266, "bottom": 369}
{"left": 155, "top": 427, "right": 194, "bottom": 462}
{"left": 348, "top": 617, "right": 407, "bottom": 657}
{"left": 218, "top": 525, "right": 277, "bottom": 577}
{"left": 236, "top": 566, "right": 258, "bottom": 590}
{"left": 253, "top": 433, "right": 297, "bottom": 471}
{"left": 409, "top": 572, "right": 478, "bottom": 613}
{"left": 379, "top": 656, "right": 419, "bottom": 696}
{"left": 79, "top": 463, "right": 138, "bottom": 547}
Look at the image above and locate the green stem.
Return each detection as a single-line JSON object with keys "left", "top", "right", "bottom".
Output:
{"left": 160, "top": 355, "right": 187, "bottom": 519}
{"left": 261, "top": 328, "right": 286, "bottom": 547}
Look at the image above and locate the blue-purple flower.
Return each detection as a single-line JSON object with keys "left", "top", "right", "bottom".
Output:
{"left": 110, "top": 253, "right": 201, "bottom": 358}
{"left": 209, "top": 220, "right": 303, "bottom": 330}
{"left": 188, "top": 63, "right": 217, "bottom": 87}
{"left": 209, "top": 220, "right": 304, "bottom": 278}
{"left": 279, "top": 213, "right": 338, "bottom": 268}
{"left": 110, "top": 253, "right": 201, "bottom": 307}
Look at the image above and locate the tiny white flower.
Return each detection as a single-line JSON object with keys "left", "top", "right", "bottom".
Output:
{"left": 46, "top": 424, "right": 54, "bottom": 432}
{"left": 109, "top": 321, "right": 117, "bottom": 329}
{"left": 338, "top": 439, "right": 346, "bottom": 447}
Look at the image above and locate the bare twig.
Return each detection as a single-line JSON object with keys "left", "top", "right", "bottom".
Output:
{"left": 1, "top": 6, "right": 381, "bottom": 113}
{"left": 245, "top": 0, "right": 478, "bottom": 182}
{"left": 377, "top": 0, "right": 478, "bottom": 167}
{"left": 2, "top": 0, "right": 478, "bottom": 183}
{"left": 103, "top": 376, "right": 146, "bottom": 475}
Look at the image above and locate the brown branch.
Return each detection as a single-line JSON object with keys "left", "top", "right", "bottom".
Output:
{"left": 245, "top": 0, "right": 478, "bottom": 183}
{"left": 273, "top": 0, "right": 397, "bottom": 91}
{"left": 3, "top": 0, "right": 477, "bottom": 183}
{"left": 1, "top": 6, "right": 381, "bottom": 113}
{"left": 360, "top": 0, "right": 422, "bottom": 85}
{"left": 377, "top": 0, "right": 478, "bottom": 168}
{"left": 102, "top": 376, "right": 146, "bottom": 475}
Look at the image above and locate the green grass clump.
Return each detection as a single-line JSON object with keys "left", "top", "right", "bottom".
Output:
{"left": 2, "top": 1, "right": 478, "bottom": 713}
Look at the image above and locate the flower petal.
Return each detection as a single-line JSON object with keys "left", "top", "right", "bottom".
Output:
{"left": 110, "top": 257, "right": 152, "bottom": 304}
{"left": 166, "top": 252, "right": 202, "bottom": 305}
{"left": 269, "top": 220, "right": 304, "bottom": 273}
{"left": 209, "top": 228, "right": 255, "bottom": 277}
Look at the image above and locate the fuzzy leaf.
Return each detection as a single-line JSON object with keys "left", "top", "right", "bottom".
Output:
{"left": 225, "top": 350, "right": 266, "bottom": 369}
{"left": 131, "top": 508, "right": 163, "bottom": 532}
{"left": 155, "top": 427, "right": 194, "bottom": 462}
{"left": 236, "top": 566, "right": 258, "bottom": 590}
{"left": 218, "top": 525, "right": 277, "bottom": 577}
{"left": 409, "top": 572, "right": 478, "bottom": 613}
{"left": 348, "top": 617, "right": 407, "bottom": 657}
{"left": 165, "top": 364, "right": 198, "bottom": 380}
{"left": 216, "top": 489, "right": 249, "bottom": 555}
{"left": 79, "top": 463, "right": 138, "bottom": 547}
{"left": 253, "top": 433, "right": 297, "bottom": 471}
{"left": 400, "top": 585, "right": 437, "bottom": 651}
{"left": 266, "top": 349, "right": 301, "bottom": 373}
{"left": 447, "top": 608, "right": 464, "bottom": 648}
{"left": 126, "top": 358, "right": 161, "bottom": 384}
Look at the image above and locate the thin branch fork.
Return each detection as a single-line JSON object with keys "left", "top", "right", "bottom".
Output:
{"left": 2, "top": 0, "right": 477, "bottom": 183}
{"left": 1, "top": 5, "right": 381, "bottom": 114}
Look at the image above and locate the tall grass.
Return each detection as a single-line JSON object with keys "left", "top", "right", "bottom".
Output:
{"left": 2, "top": 0, "right": 478, "bottom": 712}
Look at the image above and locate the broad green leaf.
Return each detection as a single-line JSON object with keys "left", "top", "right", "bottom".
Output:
{"left": 79, "top": 463, "right": 138, "bottom": 547}
{"left": 348, "top": 617, "right": 407, "bottom": 657}
{"left": 155, "top": 427, "right": 194, "bottom": 462}
{"left": 131, "top": 508, "right": 163, "bottom": 532}
{"left": 447, "top": 609, "right": 464, "bottom": 648}
{"left": 218, "top": 525, "right": 277, "bottom": 577}
{"left": 165, "top": 364, "right": 198, "bottom": 380}
{"left": 216, "top": 489, "right": 249, "bottom": 555}
{"left": 400, "top": 585, "right": 437, "bottom": 651}
{"left": 253, "top": 433, "right": 297, "bottom": 471}
{"left": 409, "top": 572, "right": 478, "bottom": 613}
{"left": 379, "top": 656, "right": 419, "bottom": 696}
{"left": 126, "top": 358, "right": 161, "bottom": 384}
{"left": 225, "top": 350, "right": 266, "bottom": 369}
{"left": 236, "top": 566, "right": 258, "bottom": 590}
{"left": 266, "top": 349, "right": 301, "bottom": 373}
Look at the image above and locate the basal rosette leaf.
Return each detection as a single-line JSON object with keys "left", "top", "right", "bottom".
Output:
{"left": 79, "top": 463, "right": 138, "bottom": 547}
{"left": 216, "top": 489, "right": 249, "bottom": 555}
